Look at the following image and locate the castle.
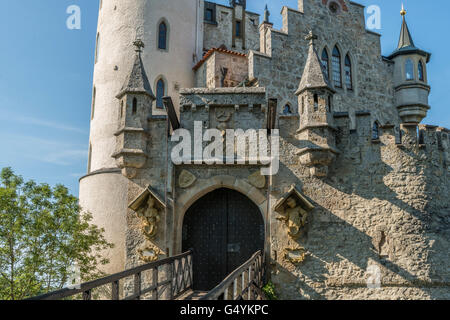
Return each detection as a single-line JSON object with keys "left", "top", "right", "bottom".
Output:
{"left": 79, "top": 0, "right": 450, "bottom": 299}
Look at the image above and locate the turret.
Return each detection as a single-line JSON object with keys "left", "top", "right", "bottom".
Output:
{"left": 296, "top": 32, "right": 339, "bottom": 178}
{"left": 113, "top": 40, "right": 155, "bottom": 179}
{"left": 388, "top": 5, "right": 431, "bottom": 124}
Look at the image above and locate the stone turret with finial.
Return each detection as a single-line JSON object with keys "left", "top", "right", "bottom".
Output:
{"left": 295, "top": 31, "right": 339, "bottom": 178}
{"left": 388, "top": 5, "right": 431, "bottom": 124}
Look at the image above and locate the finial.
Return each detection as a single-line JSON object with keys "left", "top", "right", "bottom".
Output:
{"left": 305, "top": 31, "right": 318, "bottom": 46}
{"left": 133, "top": 39, "right": 145, "bottom": 53}
{"left": 264, "top": 4, "right": 270, "bottom": 23}
{"left": 400, "top": 3, "right": 407, "bottom": 16}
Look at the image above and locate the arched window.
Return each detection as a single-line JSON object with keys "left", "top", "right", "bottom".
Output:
{"left": 344, "top": 54, "right": 352, "bottom": 90}
{"left": 418, "top": 60, "right": 424, "bottom": 81}
{"left": 132, "top": 98, "right": 137, "bottom": 114}
{"left": 405, "top": 59, "right": 414, "bottom": 80}
{"left": 372, "top": 122, "right": 380, "bottom": 140}
{"left": 332, "top": 46, "right": 342, "bottom": 88}
{"left": 156, "top": 79, "right": 165, "bottom": 109}
{"left": 283, "top": 104, "right": 292, "bottom": 115}
{"left": 158, "top": 21, "right": 167, "bottom": 50}
{"left": 91, "top": 86, "right": 96, "bottom": 120}
{"left": 313, "top": 94, "right": 319, "bottom": 111}
{"left": 321, "top": 49, "right": 329, "bottom": 80}
{"left": 95, "top": 33, "right": 100, "bottom": 63}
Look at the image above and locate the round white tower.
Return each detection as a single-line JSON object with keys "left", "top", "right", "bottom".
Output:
{"left": 79, "top": 0, "right": 204, "bottom": 274}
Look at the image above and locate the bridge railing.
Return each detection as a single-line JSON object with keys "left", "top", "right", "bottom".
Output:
{"left": 200, "top": 251, "right": 266, "bottom": 300}
{"left": 29, "top": 250, "right": 193, "bottom": 300}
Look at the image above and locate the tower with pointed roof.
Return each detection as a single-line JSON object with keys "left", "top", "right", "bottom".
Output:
{"left": 113, "top": 40, "right": 155, "bottom": 179}
{"left": 296, "top": 31, "right": 339, "bottom": 178}
{"left": 388, "top": 5, "right": 431, "bottom": 123}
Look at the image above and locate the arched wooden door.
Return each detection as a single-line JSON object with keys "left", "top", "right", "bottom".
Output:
{"left": 182, "top": 188, "right": 265, "bottom": 291}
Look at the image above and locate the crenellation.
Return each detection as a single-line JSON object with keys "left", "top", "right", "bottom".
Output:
{"left": 79, "top": 0, "right": 449, "bottom": 300}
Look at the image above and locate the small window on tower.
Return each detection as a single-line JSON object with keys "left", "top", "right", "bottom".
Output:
{"left": 132, "top": 98, "right": 137, "bottom": 114}
{"left": 314, "top": 94, "right": 319, "bottom": 111}
{"left": 418, "top": 60, "right": 424, "bottom": 81}
{"left": 372, "top": 122, "right": 380, "bottom": 140}
{"left": 405, "top": 59, "right": 414, "bottom": 80}
{"left": 235, "top": 20, "right": 242, "bottom": 38}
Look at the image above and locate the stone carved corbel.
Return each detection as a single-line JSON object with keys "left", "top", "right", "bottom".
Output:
{"left": 284, "top": 247, "right": 307, "bottom": 264}
{"left": 129, "top": 185, "right": 166, "bottom": 240}
{"left": 138, "top": 241, "right": 164, "bottom": 263}
{"left": 275, "top": 185, "right": 315, "bottom": 240}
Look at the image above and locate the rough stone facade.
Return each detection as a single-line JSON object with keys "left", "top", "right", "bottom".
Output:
{"left": 80, "top": 0, "right": 449, "bottom": 300}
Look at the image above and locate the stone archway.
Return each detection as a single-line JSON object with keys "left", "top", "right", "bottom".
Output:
{"left": 181, "top": 188, "right": 265, "bottom": 291}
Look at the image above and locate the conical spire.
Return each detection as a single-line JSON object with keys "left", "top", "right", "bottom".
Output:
{"left": 296, "top": 31, "right": 335, "bottom": 95}
{"left": 116, "top": 39, "right": 155, "bottom": 99}
{"left": 264, "top": 4, "right": 270, "bottom": 23}
{"left": 397, "top": 6, "right": 415, "bottom": 49}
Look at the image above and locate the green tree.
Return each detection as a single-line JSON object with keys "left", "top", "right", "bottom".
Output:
{"left": 0, "top": 167, "right": 113, "bottom": 300}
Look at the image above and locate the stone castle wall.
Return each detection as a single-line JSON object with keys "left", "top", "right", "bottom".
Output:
{"left": 272, "top": 112, "right": 450, "bottom": 299}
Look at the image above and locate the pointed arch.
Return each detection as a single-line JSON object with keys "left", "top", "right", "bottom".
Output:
{"left": 158, "top": 19, "right": 169, "bottom": 51}
{"left": 332, "top": 45, "right": 342, "bottom": 88}
{"left": 418, "top": 60, "right": 425, "bottom": 81}
{"left": 155, "top": 77, "right": 166, "bottom": 109}
{"left": 321, "top": 48, "right": 330, "bottom": 80}
{"left": 283, "top": 103, "right": 292, "bottom": 115}
{"left": 344, "top": 54, "right": 353, "bottom": 90}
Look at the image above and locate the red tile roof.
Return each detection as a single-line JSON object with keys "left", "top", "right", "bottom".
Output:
{"left": 193, "top": 47, "right": 247, "bottom": 71}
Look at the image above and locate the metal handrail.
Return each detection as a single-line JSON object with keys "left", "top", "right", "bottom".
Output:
{"left": 201, "top": 251, "right": 266, "bottom": 300}
{"left": 29, "top": 250, "right": 193, "bottom": 300}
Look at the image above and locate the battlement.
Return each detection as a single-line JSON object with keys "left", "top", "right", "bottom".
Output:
{"left": 333, "top": 111, "right": 450, "bottom": 169}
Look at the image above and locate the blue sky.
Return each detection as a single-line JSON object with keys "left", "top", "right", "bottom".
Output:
{"left": 0, "top": 0, "right": 448, "bottom": 196}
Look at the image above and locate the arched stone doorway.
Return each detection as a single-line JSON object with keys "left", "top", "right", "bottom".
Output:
{"left": 182, "top": 188, "right": 265, "bottom": 291}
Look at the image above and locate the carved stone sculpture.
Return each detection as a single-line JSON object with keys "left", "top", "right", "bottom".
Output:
{"left": 277, "top": 197, "right": 308, "bottom": 239}
{"left": 136, "top": 196, "right": 161, "bottom": 239}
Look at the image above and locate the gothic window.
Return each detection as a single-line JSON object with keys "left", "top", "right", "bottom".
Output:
{"left": 156, "top": 79, "right": 165, "bottom": 109}
{"left": 372, "top": 122, "right": 380, "bottom": 140}
{"left": 405, "top": 59, "right": 414, "bottom": 80}
{"left": 132, "top": 98, "right": 138, "bottom": 114}
{"left": 283, "top": 104, "right": 292, "bottom": 115}
{"left": 321, "top": 49, "right": 329, "bottom": 80}
{"left": 314, "top": 94, "right": 318, "bottom": 111}
{"left": 158, "top": 21, "right": 167, "bottom": 50}
{"left": 332, "top": 46, "right": 342, "bottom": 88}
{"left": 418, "top": 60, "right": 424, "bottom": 81}
{"left": 344, "top": 54, "right": 353, "bottom": 90}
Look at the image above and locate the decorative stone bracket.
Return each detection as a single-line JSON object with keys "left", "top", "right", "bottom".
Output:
{"left": 275, "top": 185, "right": 315, "bottom": 240}
{"left": 129, "top": 185, "right": 166, "bottom": 241}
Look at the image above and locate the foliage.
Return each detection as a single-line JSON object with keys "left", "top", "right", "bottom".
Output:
{"left": 262, "top": 281, "right": 278, "bottom": 300}
{"left": 0, "top": 167, "right": 114, "bottom": 300}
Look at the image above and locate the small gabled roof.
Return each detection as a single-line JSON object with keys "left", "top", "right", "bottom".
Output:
{"left": 129, "top": 185, "right": 165, "bottom": 212}
{"left": 116, "top": 40, "right": 155, "bottom": 99}
{"left": 274, "top": 185, "right": 315, "bottom": 214}
{"left": 296, "top": 32, "right": 335, "bottom": 96}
